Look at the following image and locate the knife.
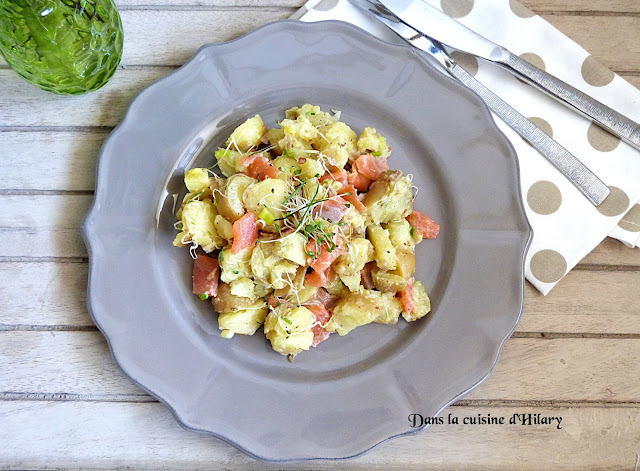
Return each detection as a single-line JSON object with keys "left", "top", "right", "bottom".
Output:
{"left": 378, "top": 0, "right": 640, "bottom": 153}
{"left": 349, "top": 0, "right": 610, "bottom": 206}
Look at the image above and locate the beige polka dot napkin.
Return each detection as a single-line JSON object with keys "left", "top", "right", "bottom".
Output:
{"left": 292, "top": 0, "right": 640, "bottom": 295}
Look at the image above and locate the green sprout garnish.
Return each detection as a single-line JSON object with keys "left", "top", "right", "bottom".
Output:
{"left": 199, "top": 293, "right": 209, "bottom": 300}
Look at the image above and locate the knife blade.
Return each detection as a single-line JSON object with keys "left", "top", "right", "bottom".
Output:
{"left": 348, "top": 0, "right": 610, "bottom": 206}
{"left": 378, "top": 0, "right": 640, "bottom": 152}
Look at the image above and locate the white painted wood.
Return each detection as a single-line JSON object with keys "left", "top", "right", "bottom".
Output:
{"left": 1, "top": 401, "right": 639, "bottom": 470}
{"left": 0, "top": 68, "right": 167, "bottom": 127}
{"left": 2, "top": 332, "right": 640, "bottom": 402}
{"left": 0, "top": 195, "right": 92, "bottom": 258}
{"left": 0, "top": 262, "right": 90, "bottom": 326}
{"left": 0, "top": 131, "right": 107, "bottom": 191}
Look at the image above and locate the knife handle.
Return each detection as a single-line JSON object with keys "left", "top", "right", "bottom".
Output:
{"left": 448, "top": 63, "right": 610, "bottom": 206}
{"left": 501, "top": 53, "right": 640, "bottom": 152}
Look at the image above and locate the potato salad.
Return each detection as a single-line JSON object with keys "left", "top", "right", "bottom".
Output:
{"left": 173, "top": 104, "right": 440, "bottom": 359}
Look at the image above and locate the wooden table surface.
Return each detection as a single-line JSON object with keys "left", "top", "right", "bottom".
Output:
{"left": 1, "top": 0, "right": 639, "bottom": 469}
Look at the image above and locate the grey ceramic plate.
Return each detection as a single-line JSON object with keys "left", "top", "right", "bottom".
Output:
{"left": 83, "top": 20, "right": 531, "bottom": 461}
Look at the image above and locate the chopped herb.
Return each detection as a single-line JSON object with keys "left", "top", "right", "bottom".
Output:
{"left": 314, "top": 173, "right": 321, "bottom": 178}
{"left": 372, "top": 151, "right": 382, "bottom": 157}
{"left": 187, "top": 190, "right": 205, "bottom": 203}
{"left": 338, "top": 221, "right": 346, "bottom": 226}
{"left": 199, "top": 293, "right": 209, "bottom": 300}
{"left": 233, "top": 270, "right": 239, "bottom": 274}
{"left": 281, "top": 316, "right": 293, "bottom": 325}
{"left": 305, "top": 112, "right": 316, "bottom": 116}
{"left": 259, "top": 207, "right": 275, "bottom": 225}
{"left": 294, "top": 168, "right": 302, "bottom": 175}
{"left": 282, "top": 183, "right": 302, "bottom": 205}
{"left": 276, "top": 301, "right": 281, "bottom": 307}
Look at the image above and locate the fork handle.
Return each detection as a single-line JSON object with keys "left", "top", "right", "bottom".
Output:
{"left": 499, "top": 53, "right": 640, "bottom": 152}
{"left": 448, "top": 63, "right": 610, "bottom": 206}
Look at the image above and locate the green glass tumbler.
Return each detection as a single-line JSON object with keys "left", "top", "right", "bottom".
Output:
{"left": 0, "top": 0, "right": 124, "bottom": 95}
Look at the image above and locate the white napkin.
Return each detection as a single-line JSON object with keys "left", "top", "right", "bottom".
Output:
{"left": 291, "top": 0, "right": 640, "bottom": 294}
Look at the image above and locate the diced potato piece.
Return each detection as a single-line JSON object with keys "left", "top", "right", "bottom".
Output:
{"left": 267, "top": 128, "right": 285, "bottom": 155}
{"left": 402, "top": 281, "right": 432, "bottom": 322}
{"left": 273, "top": 265, "right": 306, "bottom": 299}
{"left": 357, "top": 127, "right": 391, "bottom": 158}
{"left": 219, "top": 246, "right": 252, "bottom": 283}
{"left": 184, "top": 168, "right": 211, "bottom": 193}
{"left": 279, "top": 116, "right": 318, "bottom": 151}
{"left": 270, "top": 260, "right": 299, "bottom": 290}
{"left": 312, "top": 122, "right": 357, "bottom": 168}
{"left": 285, "top": 104, "right": 337, "bottom": 128}
{"left": 342, "top": 207, "right": 367, "bottom": 235}
{"left": 371, "top": 268, "right": 407, "bottom": 292}
{"left": 177, "top": 189, "right": 213, "bottom": 221}
{"left": 230, "top": 277, "right": 256, "bottom": 299}
{"left": 371, "top": 249, "right": 416, "bottom": 292}
{"left": 334, "top": 238, "right": 374, "bottom": 276}
{"left": 299, "top": 157, "right": 324, "bottom": 179}
{"left": 363, "top": 170, "right": 414, "bottom": 224}
{"left": 243, "top": 178, "right": 288, "bottom": 218}
{"left": 214, "top": 214, "right": 234, "bottom": 242}
{"left": 253, "top": 282, "right": 273, "bottom": 299}
{"left": 216, "top": 174, "right": 255, "bottom": 222}
{"left": 340, "top": 273, "right": 361, "bottom": 292}
{"left": 214, "top": 148, "right": 245, "bottom": 178}
{"left": 385, "top": 219, "right": 416, "bottom": 251}
{"left": 325, "top": 289, "right": 388, "bottom": 335}
{"left": 275, "top": 232, "right": 307, "bottom": 266}
{"left": 264, "top": 306, "right": 315, "bottom": 355}
{"left": 297, "top": 285, "right": 319, "bottom": 304}
{"left": 324, "top": 275, "right": 349, "bottom": 297}
{"left": 374, "top": 293, "right": 403, "bottom": 325}
{"left": 250, "top": 243, "right": 281, "bottom": 285}
{"left": 272, "top": 155, "right": 300, "bottom": 174}
{"left": 395, "top": 249, "right": 416, "bottom": 278}
{"left": 367, "top": 225, "right": 397, "bottom": 271}
{"left": 181, "top": 199, "right": 223, "bottom": 252}
{"left": 218, "top": 300, "right": 268, "bottom": 336}
{"left": 172, "top": 231, "right": 188, "bottom": 247}
{"left": 225, "top": 115, "right": 268, "bottom": 152}
{"left": 211, "top": 282, "right": 254, "bottom": 313}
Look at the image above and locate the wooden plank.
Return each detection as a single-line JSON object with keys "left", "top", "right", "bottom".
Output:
{"left": 0, "top": 68, "right": 168, "bottom": 128}
{"left": 580, "top": 237, "right": 640, "bottom": 266}
{"left": 0, "top": 9, "right": 295, "bottom": 69}
{"left": 3, "top": 262, "right": 640, "bottom": 334}
{"left": 2, "top": 332, "right": 640, "bottom": 402}
{"left": 0, "top": 12, "right": 636, "bottom": 71}
{"left": 524, "top": 0, "right": 640, "bottom": 13}
{"left": 0, "top": 195, "right": 92, "bottom": 258}
{"left": 543, "top": 16, "right": 640, "bottom": 72}
{"left": 0, "top": 262, "right": 90, "bottom": 327}
{"left": 1, "top": 401, "right": 639, "bottom": 469}
{"left": 519, "top": 269, "right": 640, "bottom": 333}
{"left": 0, "top": 131, "right": 106, "bottom": 191}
